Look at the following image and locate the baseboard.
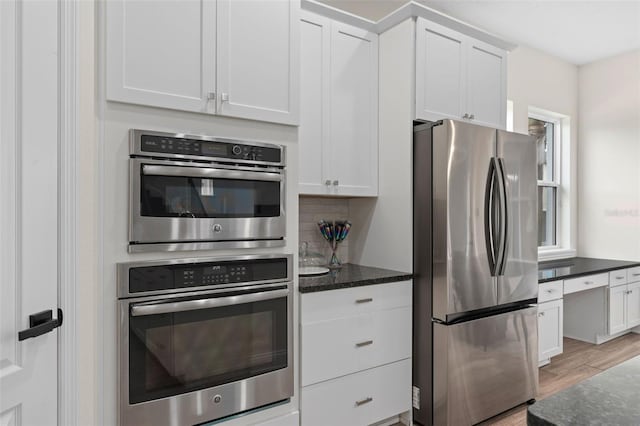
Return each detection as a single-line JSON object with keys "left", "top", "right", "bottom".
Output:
{"left": 595, "top": 330, "right": 633, "bottom": 344}
{"left": 563, "top": 332, "right": 597, "bottom": 344}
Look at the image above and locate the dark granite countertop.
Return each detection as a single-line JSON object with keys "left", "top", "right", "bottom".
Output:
{"left": 298, "top": 263, "right": 412, "bottom": 294}
{"left": 538, "top": 257, "right": 640, "bottom": 283}
{"left": 527, "top": 355, "right": 640, "bottom": 425}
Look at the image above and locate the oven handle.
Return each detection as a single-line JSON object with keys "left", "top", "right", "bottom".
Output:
{"left": 130, "top": 288, "right": 289, "bottom": 317}
{"left": 142, "top": 164, "right": 283, "bottom": 182}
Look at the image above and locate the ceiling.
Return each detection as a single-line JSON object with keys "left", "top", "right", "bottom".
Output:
{"left": 320, "top": 0, "right": 640, "bottom": 65}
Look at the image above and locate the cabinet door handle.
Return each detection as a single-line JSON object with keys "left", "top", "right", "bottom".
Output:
{"left": 355, "top": 397, "right": 373, "bottom": 407}
{"left": 207, "top": 92, "right": 216, "bottom": 101}
{"left": 324, "top": 180, "right": 331, "bottom": 186}
{"left": 332, "top": 180, "right": 339, "bottom": 186}
{"left": 538, "top": 312, "right": 545, "bottom": 317}
{"left": 462, "top": 113, "right": 469, "bottom": 119}
{"left": 356, "top": 298, "right": 373, "bottom": 304}
{"left": 469, "top": 113, "right": 475, "bottom": 119}
{"left": 356, "top": 340, "right": 373, "bottom": 347}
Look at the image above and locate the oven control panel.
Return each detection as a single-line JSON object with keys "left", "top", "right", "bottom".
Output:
{"left": 125, "top": 256, "right": 289, "bottom": 295}
{"left": 134, "top": 132, "right": 282, "bottom": 164}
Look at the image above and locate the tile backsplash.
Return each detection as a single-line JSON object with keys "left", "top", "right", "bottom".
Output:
{"left": 299, "top": 196, "right": 350, "bottom": 265}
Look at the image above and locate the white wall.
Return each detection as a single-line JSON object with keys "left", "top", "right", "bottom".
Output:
{"left": 577, "top": 50, "right": 640, "bottom": 260}
{"left": 507, "top": 45, "right": 579, "bottom": 257}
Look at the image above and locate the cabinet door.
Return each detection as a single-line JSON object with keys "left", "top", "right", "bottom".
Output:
{"left": 329, "top": 22, "right": 378, "bottom": 196}
{"left": 415, "top": 18, "right": 466, "bottom": 122}
{"left": 299, "top": 12, "right": 331, "bottom": 195}
{"left": 217, "top": 0, "right": 299, "bottom": 125}
{"left": 106, "top": 0, "right": 216, "bottom": 113}
{"left": 466, "top": 39, "right": 507, "bottom": 129}
{"left": 626, "top": 282, "right": 640, "bottom": 328}
{"left": 538, "top": 300, "right": 563, "bottom": 362}
{"left": 609, "top": 285, "right": 628, "bottom": 335}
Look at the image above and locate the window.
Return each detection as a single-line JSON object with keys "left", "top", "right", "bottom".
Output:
{"left": 529, "top": 115, "right": 560, "bottom": 248}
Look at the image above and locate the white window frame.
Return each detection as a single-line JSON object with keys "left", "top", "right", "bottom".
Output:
{"left": 528, "top": 106, "right": 576, "bottom": 261}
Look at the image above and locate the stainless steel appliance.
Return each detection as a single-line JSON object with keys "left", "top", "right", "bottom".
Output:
{"left": 129, "top": 129, "right": 286, "bottom": 253}
{"left": 413, "top": 120, "right": 538, "bottom": 425}
{"left": 117, "top": 254, "right": 293, "bottom": 426}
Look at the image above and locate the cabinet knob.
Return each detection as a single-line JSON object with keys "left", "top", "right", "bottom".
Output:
{"left": 469, "top": 113, "right": 475, "bottom": 120}
{"left": 538, "top": 312, "right": 545, "bottom": 317}
{"left": 325, "top": 180, "right": 331, "bottom": 186}
{"left": 332, "top": 180, "right": 339, "bottom": 186}
{"left": 207, "top": 92, "right": 216, "bottom": 101}
{"left": 462, "top": 113, "right": 469, "bottom": 119}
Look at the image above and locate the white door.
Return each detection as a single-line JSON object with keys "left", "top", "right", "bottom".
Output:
{"left": 328, "top": 22, "right": 378, "bottom": 197}
{"left": 299, "top": 11, "right": 331, "bottom": 195}
{"left": 608, "top": 285, "right": 628, "bottom": 335}
{"left": 466, "top": 39, "right": 507, "bottom": 129}
{"left": 626, "top": 282, "right": 640, "bottom": 329}
{"left": 1, "top": 0, "right": 60, "bottom": 424}
{"left": 106, "top": 0, "right": 216, "bottom": 114}
{"left": 217, "top": 0, "right": 299, "bottom": 125}
{"left": 415, "top": 18, "right": 465, "bottom": 122}
{"left": 538, "top": 300, "right": 563, "bottom": 362}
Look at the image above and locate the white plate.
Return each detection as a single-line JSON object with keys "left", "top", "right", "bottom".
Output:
{"left": 299, "top": 266, "right": 330, "bottom": 276}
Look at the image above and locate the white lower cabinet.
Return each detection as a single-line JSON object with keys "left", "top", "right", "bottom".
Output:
{"left": 538, "top": 299, "right": 563, "bottom": 363}
{"left": 301, "top": 359, "right": 411, "bottom": 426}
{"left": 300, "top": 281, "right": 412, "bottom": 425}
{"left": 608, "top": 280, "right": 640, "bottom": 334}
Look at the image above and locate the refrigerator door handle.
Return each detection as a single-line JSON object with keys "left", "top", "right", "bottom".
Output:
{"left": 484, "top": 158, "right": 498, "bottom": 276}
{"left": 495, "top": 158, "right": 509, "bottom": 275}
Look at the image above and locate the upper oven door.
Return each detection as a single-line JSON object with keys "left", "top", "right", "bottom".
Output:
{"left": 120, "top": 282, "right": 293, "bottom": 422}
{"left": 129, "top": 158, "right": 286, "bottom": 245}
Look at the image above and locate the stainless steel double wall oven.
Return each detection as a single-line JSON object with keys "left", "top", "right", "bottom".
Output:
{"left": 129, "top": 129, "right": 286, "bottom": 252}
{"left": 117, "top": 254, "right": 294, "bottom": 425}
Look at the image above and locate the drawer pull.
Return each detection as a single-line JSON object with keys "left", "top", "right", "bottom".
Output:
{"left": 616, "top": 276, "right": 625, "bottom": 279}
{"left": 546, "top": 289, "right": 554, "bottom": 293}
{"left": 355, "top": 397, "right": 373, "bottom": 407}
{"left": 633, "top": 273, "right": 640, "bottom": 277}
{"left": 355, "top": 340, "right": 373, "bottom": 347}
{"left": 584, "top": 281, "right": 594, "bottom": 285}
{"left": 356, "top": 298, "right": 373, "bottom": 304}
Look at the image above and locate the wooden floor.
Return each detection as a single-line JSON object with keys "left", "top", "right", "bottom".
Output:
{"left": 480, "top": 332, "right": 640, "bottom": 426}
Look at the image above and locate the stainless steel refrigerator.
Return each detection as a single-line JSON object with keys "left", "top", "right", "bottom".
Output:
{"left": 413, "top": 119, "right": 538, "bottom": 426}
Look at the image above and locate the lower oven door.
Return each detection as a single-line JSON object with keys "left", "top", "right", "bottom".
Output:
{"left": 119, "top": 283, "right": 293, "bottom": 426}
{"left": 129, "top": 158, "right": 286, "bottom": 249}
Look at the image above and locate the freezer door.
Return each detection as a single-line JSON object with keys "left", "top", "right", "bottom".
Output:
{"left": 433, "top": 306, "right": 538, "bottom": 426}
{"left": 432, "top": 120, "right": 497, "bottom": 319}
{"left": 496, "top": 130, "right": 538, "bottom": 305}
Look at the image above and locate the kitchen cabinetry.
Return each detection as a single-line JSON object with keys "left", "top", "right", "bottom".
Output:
{"left": 299, "top": 11, "right": 378, "bottom": 197}
{"left": 415, "top": 18, "right": 507, "bottom": 129}
{"left": 106, "top": 0, "right": 299, "bottom": 125}
{"left": 300, "top": 281, "right": 412, "bottom": 425}
{"left": 608, "top": 279, "right": 640, "bottom": 335}
{"left": 538, "top": 280, "right": 563, "bottom": 365}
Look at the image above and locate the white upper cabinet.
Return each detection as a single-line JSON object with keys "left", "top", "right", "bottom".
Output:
{"left": 106, "top": 0, "right": 216, "bottom": 113}
{"left": 106, "top": 0, "right": 299, "bottom": 126}
{"left": 217, "top": 0, "right": 299, "bottom": 125}
{"left": 299, "top": 11, "right": 378, "bottom": 197}
{"left": 415, "top": 18, "right": 507, "bottom": 129}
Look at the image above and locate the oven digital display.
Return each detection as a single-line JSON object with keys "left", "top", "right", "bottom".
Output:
{"left": 200, "top": 143, "right": 228, "bottom": 157}
{"left": 203, "top": 265, "right": 227, "bottom": 275}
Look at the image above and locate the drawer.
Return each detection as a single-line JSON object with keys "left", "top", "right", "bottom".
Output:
{"left": 564, "top": 273, "right": 608, "bottom": 295}
{"left": 628, "top": 266, "right": 640, "bottom": 283}
{"left": 301, "top": 280, "right": 412, "bottom": 324}
{"left": 301, "top": 306, "right": 411, "bottom": 386}
{"left": 538, "top": 280, "right": 563, "bottom": 303}
{"left": 301, "top": 359, "right": 411, "bottom": 426}
{"left": 609, "top": 269, "right": 628, "bottom": 287}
